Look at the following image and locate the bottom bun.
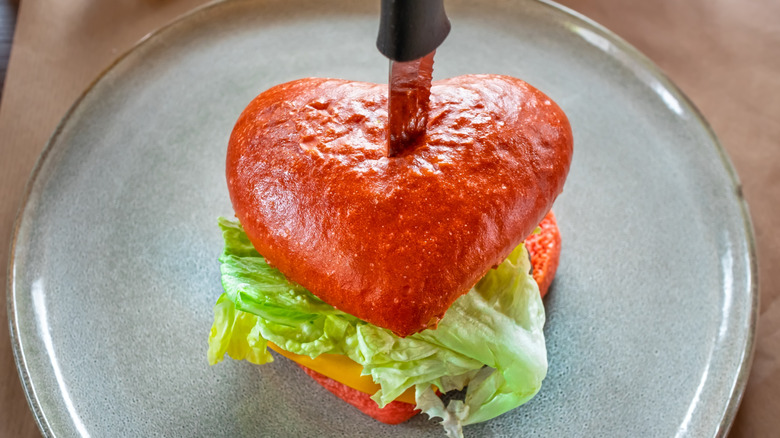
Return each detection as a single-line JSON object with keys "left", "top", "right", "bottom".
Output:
{"left": 297, "top": 364, "right": 420, "bottom": 424}
{"left": 525, "top": 210, "right": 561, "bottom": 297}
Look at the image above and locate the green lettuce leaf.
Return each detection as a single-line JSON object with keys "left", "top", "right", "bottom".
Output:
{"left": 208, "top": 218, "right": 547, "bottom": 437}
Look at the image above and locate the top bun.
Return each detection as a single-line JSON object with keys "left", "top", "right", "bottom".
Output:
{"left": 227, "top": 74, "right": 573, "bottom": 337}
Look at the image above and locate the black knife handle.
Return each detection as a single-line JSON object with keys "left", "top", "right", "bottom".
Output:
{"left": 376, "top": 0, "right": 451, "bottom": 62}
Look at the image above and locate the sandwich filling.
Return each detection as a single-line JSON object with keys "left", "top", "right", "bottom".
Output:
{"left": 208, "top": 218, "right": 547, "bottom": 437}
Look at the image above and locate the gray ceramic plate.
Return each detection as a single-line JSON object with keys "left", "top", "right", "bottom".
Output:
{"left": 8, "top": 0, "right": 757, "bottom": 436}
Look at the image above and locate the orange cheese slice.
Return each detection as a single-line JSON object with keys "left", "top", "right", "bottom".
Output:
{"left": 267, "top": 342, "right": 417, "bottom": 404}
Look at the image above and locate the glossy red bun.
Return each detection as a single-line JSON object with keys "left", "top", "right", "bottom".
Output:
{"left": 227, "top": 75, "right": 572, "bottom": 336}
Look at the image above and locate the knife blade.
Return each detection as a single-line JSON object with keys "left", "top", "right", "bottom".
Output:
{"left": 376, "top": 0, "right": 449, "bottom": 157}
{"left": 387, "top": 51, "right": 435, "bottom": 156}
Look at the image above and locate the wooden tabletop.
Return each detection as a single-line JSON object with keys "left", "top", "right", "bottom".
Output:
{"left": 1, "top": 1, "right": 778, "bottom": 436}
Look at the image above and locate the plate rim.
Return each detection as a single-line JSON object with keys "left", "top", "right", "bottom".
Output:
{"left": 6, "top": 0, "right": 758, "bottom": 436}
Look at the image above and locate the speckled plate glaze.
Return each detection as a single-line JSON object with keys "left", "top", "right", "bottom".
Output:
{"left": 8, "top": 0, "right": 757, "bottom": 436}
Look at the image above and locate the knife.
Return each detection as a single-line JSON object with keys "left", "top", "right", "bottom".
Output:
{"left": 377, "top": 0, "right": 451, "bottom": 157}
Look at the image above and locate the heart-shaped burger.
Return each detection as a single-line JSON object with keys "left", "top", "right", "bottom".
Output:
{"left": 226, "top": 74, "right": 572, "bottom": 337}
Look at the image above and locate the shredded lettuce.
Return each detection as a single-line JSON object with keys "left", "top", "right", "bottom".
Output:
{"left": 208, "top": 218, "right": 547, "bottom": 437}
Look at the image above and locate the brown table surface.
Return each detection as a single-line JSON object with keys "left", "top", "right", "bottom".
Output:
{"left": 1, "top": 0, "right": 778, "bottom": 436}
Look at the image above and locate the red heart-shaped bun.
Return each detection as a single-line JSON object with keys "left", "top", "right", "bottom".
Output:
{"left": 227, "top": 74, "right": 572, "bottom": 336}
